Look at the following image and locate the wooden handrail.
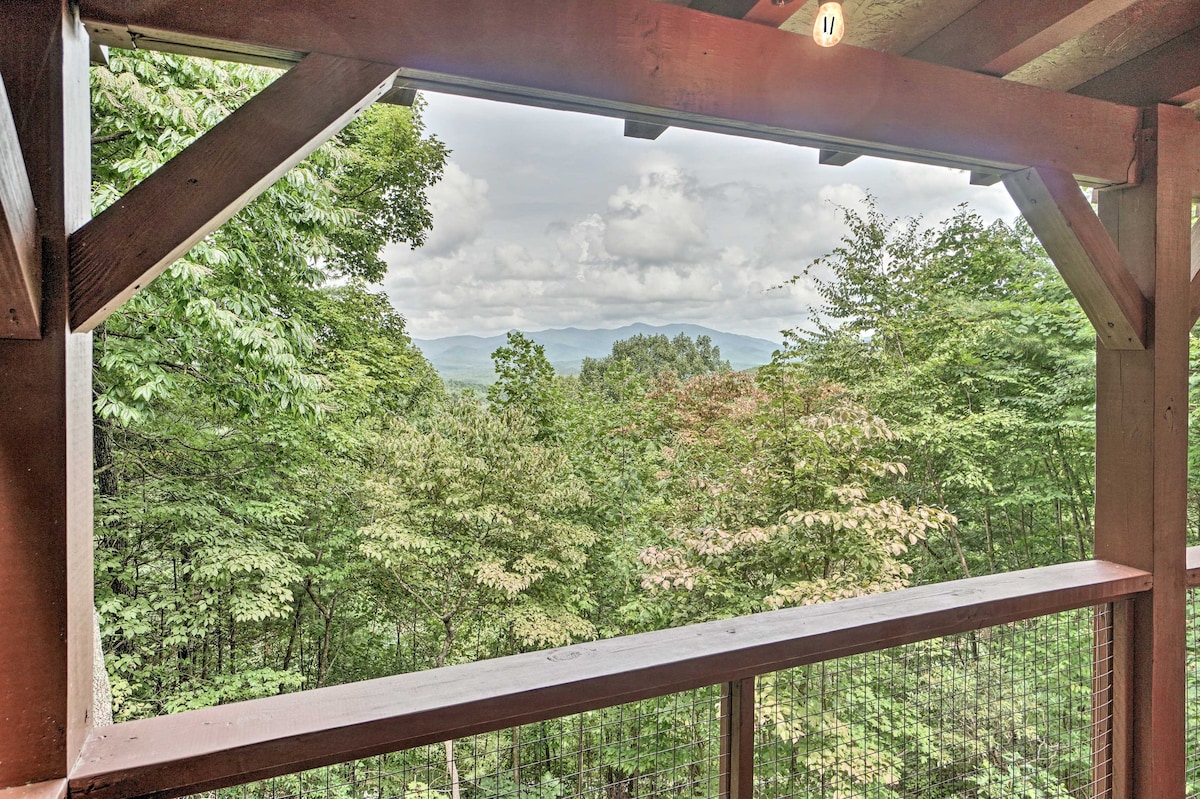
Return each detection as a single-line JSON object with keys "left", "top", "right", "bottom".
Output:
{"left": 1187, "top": 545, "right": 1200, "bottom": 587}
{"left": 70, "top": 560, "right": 1151, "bottom": 799}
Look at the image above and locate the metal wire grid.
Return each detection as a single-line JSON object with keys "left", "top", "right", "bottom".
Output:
{"left": 194, "top": 607, "right": 1115, "bottom": 799}
{"left": 200, "top": 684, "right": 727, "bottom": 799}
{"left": 1188, "top": 588, "right": 1199, "bottom": 799}
{"left": 754, "top": 606, "right": 1112, "bottom": 799}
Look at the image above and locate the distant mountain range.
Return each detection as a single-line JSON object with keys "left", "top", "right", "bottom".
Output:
{"left": 414, "top": 323, "right": 781, "bottom": 385}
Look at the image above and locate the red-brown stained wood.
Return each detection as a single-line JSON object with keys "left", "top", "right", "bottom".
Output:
{"left": 76, "top": 0, "right": 1144, "bottom": 185}
{"left": 0, "top": 71, "right": 40, "bottom": 338}
{"left": 69, "top": 561, "right": 1150, "bottom": 799}
{"left": 906, "top": 0, "right": 1096, "bottom": 73}
{"left": 1004, "top": 166, "right": 1147, "bottom": 349}
{"left": 68, "top": 53, "right": 397, "bottom": 332}
{"left": 0, "top": 0, "right": 94, "bottom": 787}
{"left": 1071, "top": 25, "right": 1200, "bottom": 107}
{"left": 1094, "top": 104, "right": 1198, "bottom": 799}
{"left": 978, "top": 0, "right": 1142, "bottom": 77}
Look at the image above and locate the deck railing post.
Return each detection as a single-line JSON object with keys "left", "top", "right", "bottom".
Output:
{"left": 719, "top": 679, "right": 755, "bottom": 799}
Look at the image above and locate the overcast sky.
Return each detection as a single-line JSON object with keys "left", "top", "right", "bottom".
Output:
{"left": 381, "top": 92, "right": 1021, "bottom": 344}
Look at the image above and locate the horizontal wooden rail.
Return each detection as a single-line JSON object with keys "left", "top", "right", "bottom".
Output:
{"left": 1187, "top": 545, "right": 1200, "bottom": 587}
{"left": 70, "top": 560, "right": 1150, "bottom": 799}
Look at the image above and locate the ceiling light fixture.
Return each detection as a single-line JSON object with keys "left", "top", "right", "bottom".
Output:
{"left": 812, "top": 1, "right": 845, "bottom": 48}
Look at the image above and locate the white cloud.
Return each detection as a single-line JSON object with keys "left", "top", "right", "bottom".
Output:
{"left": 418, "top": 162, "right": 491, "bottom": 256}
{"left": 602, "top": 167, "right": 709, "bottom": 263}
{"left": 378, "top": 93, "right": 1021, "bottom": 341}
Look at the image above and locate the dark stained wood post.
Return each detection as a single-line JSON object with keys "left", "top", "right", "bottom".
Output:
{"left": 1094, "top": 104, "right": 1200, "bottom": 799}
{"left": 718, "top": 679, "right": 754, "bottom": 799}
{"left": 0, "top": 0, "right": 94, "bottom": 788}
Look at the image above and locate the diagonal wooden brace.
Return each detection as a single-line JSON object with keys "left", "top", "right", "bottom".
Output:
{"left": 0, "top": 71, "right": 41, "bottom": 339}
{"left": 1004, "top": 165, "right": 1148, "bottom": 349}
{"left": 68, "top": 53, "right": 398, "bottom": 332}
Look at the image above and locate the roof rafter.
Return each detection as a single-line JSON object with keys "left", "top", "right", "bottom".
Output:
{"left": 69, "top": 53, "right": 397, "bottom": 332}
{"left": 79, "top": 0, "right": 1142, "bottom": 185}
{"left": 1071, "top": 25, "right": 1200, "bottom": 106}
{"left": 0, "top": 71, "right": 41, "bottom": 339}
{"left": 907, "top": 0, "right": 1142, "bottom": 76}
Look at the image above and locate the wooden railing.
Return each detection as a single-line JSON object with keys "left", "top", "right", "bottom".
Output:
{"left": 66, "top": 560, "right": 1152, "bottom": 799}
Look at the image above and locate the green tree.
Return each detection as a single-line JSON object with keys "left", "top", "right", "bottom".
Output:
{"left": 91, "top": 50, "right": 448, "bottom": 716}
{"left": 579, "top": 333, "right": 730, "bottom": 393}
{"left": 783, "top": 199, "right": 1095, "bottom": 581}
{"left": 488, "top": 331, "right": 559, "bottom": 439}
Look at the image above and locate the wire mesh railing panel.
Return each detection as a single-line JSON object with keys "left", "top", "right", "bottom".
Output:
{"left": 1188, "top": 588, "right": 1200, "bottom": 799}
{"left": 188, "top": 606, "right": 1119, "bottom": 799}
{"left": 755, "top": 606, "right": 1112, "bottom": 799}
{"left": 194, "top": 684, "right": 727, "bottom": 799}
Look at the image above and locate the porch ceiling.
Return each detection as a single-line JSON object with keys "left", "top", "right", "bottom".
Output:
{"left": 85, "top": 0, "right": 1200, "bottom": 116}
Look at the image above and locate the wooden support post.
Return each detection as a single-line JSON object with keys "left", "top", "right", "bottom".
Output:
{"left": 1094, "top": 104, "right": 1200, "bottom": 799}
{"left": 68, "top": 53, "right": 397, "bottom": 332}
{"left": 719, "top": 679, "right": 754, "bottom": 799}
{"left": 0, "top": 0, "right": 94, "bottom": 788}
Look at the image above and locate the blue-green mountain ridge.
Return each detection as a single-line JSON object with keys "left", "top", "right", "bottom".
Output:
{"left": 414, "top": 323, "right": 781, "bottom": 384}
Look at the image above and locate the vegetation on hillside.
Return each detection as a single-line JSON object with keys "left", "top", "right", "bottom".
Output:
{"left": 90, "top": 52, "right": 1200, "bottom": 797}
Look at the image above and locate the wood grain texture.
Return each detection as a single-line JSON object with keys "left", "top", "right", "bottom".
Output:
{"left": 1007, "top": 0, "right": 1200, "bottom": 92}
{"left": 979, "top": 0, "right": 1142, "bottom": 76}
{"left": 68, "top": 53, "right": 397, "bottom": 332}
{"left": 906, "top": 0, "right": 1095, "bottom": 73}
{"left": 0, "top": 0, "right": 94, "bottom": 787}
{"left": 779, "top": 0, "right": 983, "bottom": 55}
{"left": 1071, "top": 25, "right": 1200, "bottom": 106}
{"left": 77, "top": 0, "right": 1143, "bottom": 185}
{"left": 1094, "top": 104, "right": 1198, "bottom": 799}
{"left": 0, "top": 70, "right": 41, "bottom": 338}
{"left": 70, "top": 560, "right": 1150, "bottom": 799}
{"left": 1004, "top": 166, "right": 1147, "bottom": 349}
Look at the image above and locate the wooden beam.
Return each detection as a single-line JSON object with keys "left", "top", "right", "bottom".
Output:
{"left": 68, "top": 53, "right": 397, "bottom": 332}
{"left": 624, "top": 119, "right": 668, "bottom": 139}
{"left": 818, "top": 149, "right": 859, "bottom": 166}
{"left": 0, "top": 71, "right": 41, "bottom": 338}
{"left": 69, "top": 560, "right": 1150, "bottom": 799}
{"left": 1094, "top": 104, "right": 1198, "bottom": 799}
{"left": 1071, "top": 25, "right": 1200, "bottom": 107}
{"left": 377, "top": 82, "right": 416, "bottom": 107}
{"left": 688, "top": 0, "right": 801, "bottom": 26}
{"left": 0, "top": 0, "right": 94, "bottom": 787}
{"left": 77, "top": 0, "right": 1144, "bottom": 186}
{"left": 906, "top": 0, "right": 1097, "bottom": 73}
{"left": 1004, "top": 165, "right": 1147, "bottom": 349}
{"left": 969, "top": 171, "right": 1003, "bottom": 186}
{"left": 977, "top": 0, "right": 1141, "bottom": 76}
{"left": 88, "top": 41, "right": 108, "bottom": 67}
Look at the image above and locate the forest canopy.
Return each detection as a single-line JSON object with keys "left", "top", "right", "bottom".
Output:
{"left": 90, "top": 51, "right": 1200, "bottom": 799}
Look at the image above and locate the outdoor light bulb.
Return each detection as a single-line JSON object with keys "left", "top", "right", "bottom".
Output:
{"left": 813, "top": 1, "right": 845, "bottom": 47}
